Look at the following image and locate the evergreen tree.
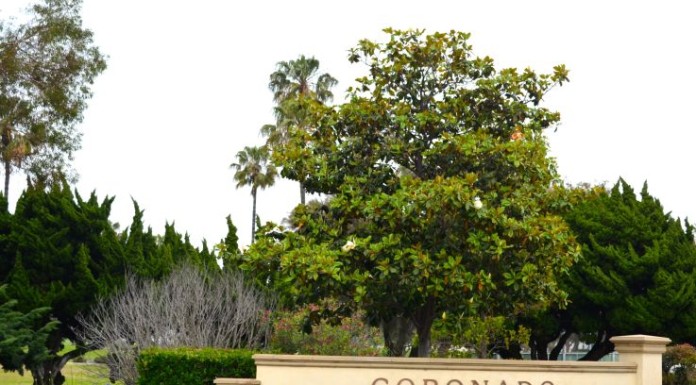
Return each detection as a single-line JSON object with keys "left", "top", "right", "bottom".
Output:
{"left": 120, "top": 201, "right": 218, "bottom": 277}
{"left": 565, "top": 179, "right": 696, "bottom": 360}
{"left": 0, "top": 183, "right": 125, "bottom": 385}
{"left": 159, "top": 222, "right": 211, "bottom": 268}
{"left": 0, "top": 285, "right": 58, "bottom": 376}
{"left": 219, "top": 215, "right": 242, "bottom": 270}
{"left": 524, "top": 179, "right": 696, "bottom": 361}
{"left": 0, "top": 185, "right": 221, "bottom": 384}
{"left": 223, "top": 215, "right": 240, "bottom": 255}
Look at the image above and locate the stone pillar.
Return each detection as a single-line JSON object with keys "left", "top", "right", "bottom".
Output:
{"left": 611, "top": 334, "right": 671, "bottom": 385}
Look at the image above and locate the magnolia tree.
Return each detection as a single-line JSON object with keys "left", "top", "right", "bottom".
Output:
{"left": 244, "top": 29, "right": 579, "bottom": 357}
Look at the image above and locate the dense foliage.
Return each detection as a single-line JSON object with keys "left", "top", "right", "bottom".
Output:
{"left": 0, "top": 184, "right": 219, "bottom": 385}
{"left": 269, "top": 304, "right": 382, "bottom": 356}
{"left": 567, "top": 180, "right": 696, "bottom": 359}
{"left": 0, "top": 285, "right": 58, "bottom": 375}
{"left": 244, "top": 28, "right": 579, "bottom": 357}
{"left": 0, "top": 183, "right": 126, "bottom": 385}
{"left": 520, "top": 179, "right": 696, "bottom": 361}
{"left": 137, "top": 347, "right": 256, "bottom": 385}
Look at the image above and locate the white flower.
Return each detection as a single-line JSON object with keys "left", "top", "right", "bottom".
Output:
{"left": 264, "top": 226, "right": 283, "bottom": 235}
{"left": 342, "top": 239, "right": 356, "bottom": 252}
{"left": 473, "top": 196, "right": 483, "bottom": 210}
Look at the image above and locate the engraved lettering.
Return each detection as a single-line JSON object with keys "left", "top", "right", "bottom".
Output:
{"left": 368, "top": 378, "right": 554, "bottom": 385}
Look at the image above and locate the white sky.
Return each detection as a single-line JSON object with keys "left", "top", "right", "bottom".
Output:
{"left": 2, "top": 0, "right": 695, "bottom": 248}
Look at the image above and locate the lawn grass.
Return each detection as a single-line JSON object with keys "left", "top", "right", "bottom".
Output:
{"left": 1, "top": 340, "right": 115, "bottom": 385}
{"left": 0, "top": 362, "right": 110, "bottom": 385}
{"left": 59, "top": 339, "right": 108, "bottom": 363}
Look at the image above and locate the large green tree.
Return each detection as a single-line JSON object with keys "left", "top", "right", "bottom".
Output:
{"left": 530, "top": 179, "right": 696, "bottom": 361}
{"left": 0, "top": 0, "right": 106, "bottom": 198}
{"left": 244, "top": 29, "right": 578, "bottom": 357}
{"left": 118, "top": 200, "right": 217, "bottom": 278}
{"left": 230, "top": 145, "right": 277, "bottom": 244}
{"left": 263, "top": 55, "right": 337, "bottom": 204}
{"left": 0, "top": 183, "right": 125, "bottom": 385}
{"left": 0, "top": 181, "right": 221, "bottom": 384}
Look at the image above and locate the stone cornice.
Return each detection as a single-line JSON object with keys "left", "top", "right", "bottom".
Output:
{"left": 253, "top": 354, "right": 637, "bottom": 373}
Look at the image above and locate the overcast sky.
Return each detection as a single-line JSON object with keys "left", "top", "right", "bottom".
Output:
{"left": 2, "top": 0, "right": 695, "bottom": 248}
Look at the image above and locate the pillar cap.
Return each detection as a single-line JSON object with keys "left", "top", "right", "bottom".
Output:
{"left": 610, "top": 335, "right": 671, "bottom": 354}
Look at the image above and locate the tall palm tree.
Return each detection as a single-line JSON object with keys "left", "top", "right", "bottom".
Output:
{"left": 265, "top": 55, "right": 337, "bottom": 205}
{"left": 230, "top": 145, "right": 277, "bottom": 244}
{"left": 269, "top": 55, "right": 337, "bottom": 105}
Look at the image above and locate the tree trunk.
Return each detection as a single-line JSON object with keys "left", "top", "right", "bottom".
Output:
{"left": 2, "top": 124, "right": 10, "bottom": 199}
{"left": 31, "top": 361, "right": 65, "bottom": 385}
{"left": 529, "top": 335, "right": 550, "bottom": 360}
{"left": 299, "top": 181, "right": 306, "bottom": 205}
{"left": 29, "top": 346, "right": 85, "bottom": 385}
{"left": 579, "top": 331, "right": 614, "bottom": 361}
{"left": 496, "top": 343, "right": 523, "bottom": 359}
{"left": 549, "top": 330, "right": 574, "bottom": 360}
{"left": 381, "top": 316, "right": 414, "bottom": 357}
{"left": 412, "top": 297, "right": 436, "bottom": 357}
{"left": 251, "top": 187, "right": 257, "bottom": 244}
{"left": 4, "top": 159, "right": 10, "bottom": 199}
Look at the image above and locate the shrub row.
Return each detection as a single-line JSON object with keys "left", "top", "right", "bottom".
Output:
{"left": 137, "top": 347, "right": 256, "bottom": 385}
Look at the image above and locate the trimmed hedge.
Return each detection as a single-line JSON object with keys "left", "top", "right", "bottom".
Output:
{"left": 137, "top": 347, "right": 256, "bottom": 385}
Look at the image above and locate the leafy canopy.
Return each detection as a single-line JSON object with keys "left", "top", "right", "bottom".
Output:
{"left": 0, "top": 0, "right": 106, "bottom": 196}
{"left": 244, "top": 29, "right": 578, "bottom": 356}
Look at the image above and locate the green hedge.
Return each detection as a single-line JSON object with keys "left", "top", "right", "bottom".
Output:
{"left": 137, "top": 347, "right": 256, "bottom": 385}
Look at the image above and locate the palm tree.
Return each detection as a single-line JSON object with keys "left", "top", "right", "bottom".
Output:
{"left": 269, "top": 55, "right": 337, "bottom": 105}
{"left": 265, "top": 55, "right": 337, "bottom": 205}
{"left": 230, "top": 145, "right": 277, "bottom": 244}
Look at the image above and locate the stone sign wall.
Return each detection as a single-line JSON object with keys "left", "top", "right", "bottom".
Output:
{"left": 216, "top": 335, "right": 670, "bottom": 385}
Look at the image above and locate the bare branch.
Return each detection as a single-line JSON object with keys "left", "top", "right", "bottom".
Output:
{"left": 76, "top": 264, "right": 275, "bottom": 385}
